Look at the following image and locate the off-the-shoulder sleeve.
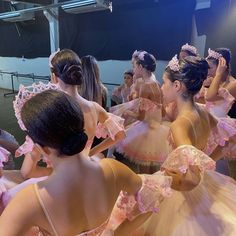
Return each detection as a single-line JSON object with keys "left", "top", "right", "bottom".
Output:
{"left": 218, "top": 88, "right": 235, "bottom": 105}
{"left": 96, "top": 113, "right": 125, "bottom": 140}
{"left": 204, "top": 117, "right": 236, "bottom": 156}
{"left": 116, "top": 171, "right": 172, "bottom": 221}
{"left": 15, "top": 135, "right": 34, "bottom": 157}
{"left": 161, "top": 145, "right": 215, "bottom": 174}
{"left": 0, "top": 147, "right": 10, "bottom": 168}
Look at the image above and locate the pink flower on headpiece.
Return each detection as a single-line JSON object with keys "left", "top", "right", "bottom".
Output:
{"left": 167, "top": 55, "right": 180, "bottom": 72}
{"left": 181, "top": 43, "right": 197, "bottom": 55}
{"left": 13, "top": 82, "right": 61, "bottom": 131}
{"left": 132, "top": 50, "right": 147, "bottom": 61}
{"left": 49, "top": 48, "right": 60, "bottom": 68}
{"left": 138, "top": 51, "right": 146, "bottom": 61}
{"left": 206, "top": 48, "right": 222, "bottom": 60}
{"left": 0, "top": 147, "right": 10, "bottom": 168}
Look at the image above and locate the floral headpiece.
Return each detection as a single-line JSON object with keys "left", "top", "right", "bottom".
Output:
{"left": 167, "top": 55, "right": 180, "bottom": 72}
{"left": 132, "top": 50, "right": 147, "bottom": 61}
{"left": 49, "top": 48, "right": 60, "bottom": 68}
{"left": 181, "top": 43, "right": 197, "bottom": 55}
{"left": 206, "top": 48, "right": 222, "bottom": 60}
{"left": 13, "top": 82, "right": 61, "bottom": 131}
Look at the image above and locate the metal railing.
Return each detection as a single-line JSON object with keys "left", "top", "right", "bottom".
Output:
{"left": 0, "top": 70, "right": 50, "bottom": 97}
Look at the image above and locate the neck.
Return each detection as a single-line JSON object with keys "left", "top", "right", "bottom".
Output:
{"left": 50, "top": 151, "right": 89, "bottom": 175}
{"left": 59, "top": 83, "right": 80, "bottom": 99}
{"left": 142, "top": 71, "right": 152, "bottom": 81}
{"left": 176, "top": 95, "right": 195, "bottom": 116}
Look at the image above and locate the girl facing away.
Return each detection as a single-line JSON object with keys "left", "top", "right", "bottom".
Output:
{"left": 0, "top": 90, "right": 172, "bottom": 235}
{"left": 115, "top": 50, "right": 171, "bottom": 173}
{"left": 16, "top": 49, "right": 125, "bottom": 179}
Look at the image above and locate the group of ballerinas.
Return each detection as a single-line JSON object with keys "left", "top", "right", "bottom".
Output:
{"left": 0, "top": 44, "right": 236, "bottom": 235}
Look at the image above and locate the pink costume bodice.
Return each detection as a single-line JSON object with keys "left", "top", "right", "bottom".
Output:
{"left": 206, "top": 87, "right": 235, "bottom": 117}
{"left": 168, "top": 114, "right": 236, "bottom": 159}
{"left": 33, "top": 184, "right": 109, "bottom": 236}
{"left": 196, "top": 87, "right": 235, "bottom": 118}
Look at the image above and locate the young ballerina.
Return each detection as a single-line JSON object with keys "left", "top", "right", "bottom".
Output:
{"left": 163, "top": 43, "right": 198, "bottom": 121}
{"left": 122, "top": 55, "right": 236, "bottom": 236}
{"left": 16, "top": 49, "right": 125, "bottom": 178}
{"left": 81, "top": 55, "right": 108, "bottom": 109}
{"left": 205, "top": 48, "right": 236, "bottom": 116}
{"left": 115, "top": 50, "right": 171, "bottom": 173}
{"left": 195, "top": 48, "right": 236, "bottom": 173}
{"left": 0, "top": 90, "right": 172, "bottom": 235}
{"left": 179, "top": 43, "right": 198, "bottom": 60}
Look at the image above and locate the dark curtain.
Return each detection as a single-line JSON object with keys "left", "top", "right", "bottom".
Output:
{"left": 0, "top": 2, "right": 50, "bottom": 58}
{"left": 60, "top": 0, "right": 196, "bottom": 60}
{"left": 196, "top": 0, "right": 236, "bottom": 76}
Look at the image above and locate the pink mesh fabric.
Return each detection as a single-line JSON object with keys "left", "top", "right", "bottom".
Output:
{"left": 0, "top": 147, "right": 10, "bottom": 168}
{"left": 15, "top": 135, "right": 34, "bottom": 157}
{"left": 205, "top": 88, "right": 235, "bottom": 116}
{"left": 204, "top": 118, "right": 236, "bottom": 156}
{"left": 161, "top": 145, "right": 216, "bottom": 174}
{"left": 116, "top": 172, "right": 172, "bottom": 221}
{"left": 96, "top": 113, "right": 125, "bottom": 140}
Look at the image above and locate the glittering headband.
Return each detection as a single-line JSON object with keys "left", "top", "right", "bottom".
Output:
{"left": 49, "top": 48, "right": 60, "bottom": 68}
{"left": 206, "top": 48, "right": 222, "bottom": 60}
{"left": 167, "top": 55, "right": 180, "bottom": 72}
{"left": 132, "top": 50, "right": 147, "bottom": 61}
{"left": 181, "top": 43, "right": 197, "bottom": 55}
{"left": 13, "top": 82, "right": 61, "bottom": 131}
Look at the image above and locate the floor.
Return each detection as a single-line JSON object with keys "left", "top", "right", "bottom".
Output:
{"left": 1, "top": 87, "right": 236, "bottom": 179}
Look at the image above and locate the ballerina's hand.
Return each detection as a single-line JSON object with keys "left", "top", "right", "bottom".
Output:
{"left": 215, "top": 57, "right": 227, "bottom": 78}
{"left": 164, "top": 165, "right": 201, "bottom": 191}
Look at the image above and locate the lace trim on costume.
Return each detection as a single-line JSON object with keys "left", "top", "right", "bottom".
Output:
{"left": 96, "top": 113, "right": 124, "bottom": 140}
{"left": 204, "top": 118, "right": 236, "bottom": 157}
{"left": 116, "top": 172, "right": 172, "bottom": 221}
{"left": 15, "top": 135, "right": 34, "bottom": 157}
{"left": 161, "top": 145, "right": 216, "bottom": 174}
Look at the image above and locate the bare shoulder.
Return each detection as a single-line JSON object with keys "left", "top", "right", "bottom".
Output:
{"left": 92, "top": 102, "right": 109, "bottom": 123}
{"left": 0, "top": 184, "right": 43, "bottom": 234}
{"left": 197, "top": 103, "right": 217, "bottom": 129}
{"left": 99, "top": 158, "right": 141, "bottom": 194}
{"left": 227, "top": 80, "right": 236, "bottom": 98}
{"left": 171, "top": 117, "right": 192, "bottom": 146}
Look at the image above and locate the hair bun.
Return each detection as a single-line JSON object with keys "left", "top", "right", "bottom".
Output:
{"left": 141, "top": 53, "right": 157, "bottom": 72}
{"left": 180, "top": 56, "right": 209, "bottom": 95}
{"left": 60, "top": 131, "right": 88, "bottom": 156}
{"left": 62, "top": 65, "right": 83, "bottom": 85}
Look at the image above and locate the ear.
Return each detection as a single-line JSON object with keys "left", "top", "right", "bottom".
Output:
{"left": 173, "top": 80, "right": 182, "bottom": 92}
{"left": 34, "top": 143, "right": 52, "bottom": 157}
{"left": 51, "top": 73, "right": 59, "bottom": 84}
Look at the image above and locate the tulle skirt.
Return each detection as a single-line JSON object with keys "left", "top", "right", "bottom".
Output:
{"left": 132, "top": 170, "right": 236, "bottom": 236}
{"left": 116, "top": 121, "right": 171, "bottom": 166}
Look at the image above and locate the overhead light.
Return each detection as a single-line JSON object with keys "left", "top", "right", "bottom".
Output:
{"left": 61, "top": 0, "right": 112, "bottom": 14}
{"left": 0, "top": 12, "right": 20, "bottom": 20}
{"left": 62, "top": 0, "right": 97, "bottom": 10}
{"left": 0, "top": 11, "right": 34, "bottom": 22}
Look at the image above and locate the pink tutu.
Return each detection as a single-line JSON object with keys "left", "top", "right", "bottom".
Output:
{"left": 122, "top": 146, "right": 236, "bottom": 236}
{"left": 116, "top": 98, "right": 172, "bottom": 165}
